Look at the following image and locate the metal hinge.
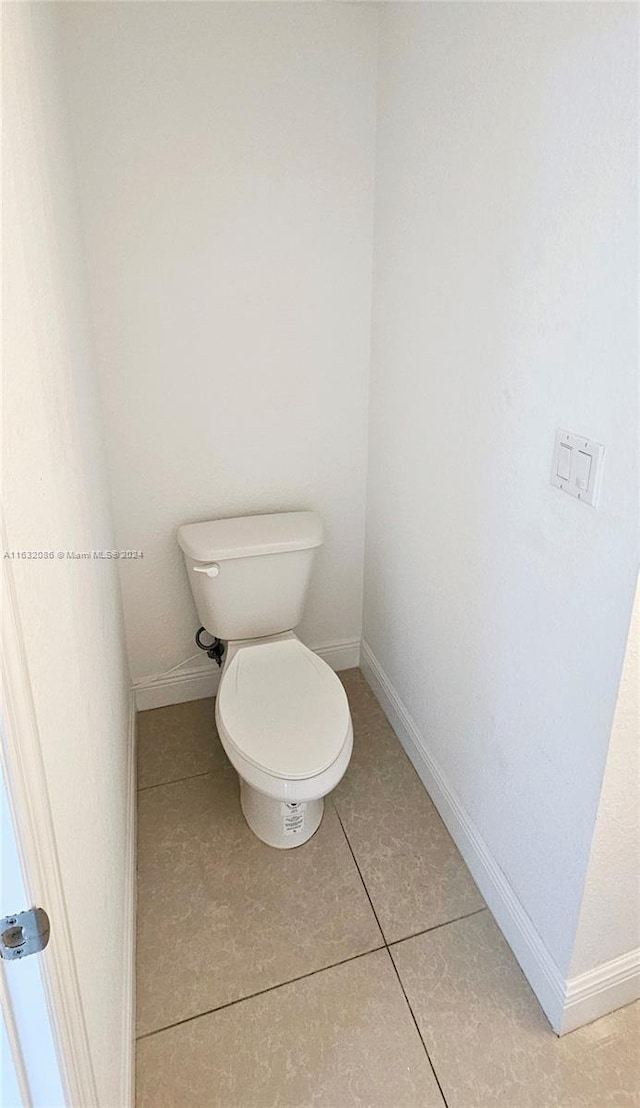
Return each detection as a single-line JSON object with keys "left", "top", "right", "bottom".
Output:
{"left": 1, "top": 908, "right": 50, "bottom": 960}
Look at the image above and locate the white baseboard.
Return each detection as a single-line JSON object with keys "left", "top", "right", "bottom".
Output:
{"left": 134, "top": 658, "right": 220, "bottom": 711}
{"left": 133, "top": 638, "right": 361, "bottom": 712}
{"left": 360, "top": 639, "right": 639, "bottom": 1035}
{"left": 314, "top": 638, "right": 361, "bottom": 673}
{"left": 121, "top": 694, "right": 137, "bottom": 1107}
{"left": 562, "top": 949, "right": 640, "bottom": 1034}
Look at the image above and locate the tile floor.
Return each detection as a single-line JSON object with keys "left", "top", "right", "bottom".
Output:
{"left": 135, "top": 668, "right": 639, "bottom": 1108}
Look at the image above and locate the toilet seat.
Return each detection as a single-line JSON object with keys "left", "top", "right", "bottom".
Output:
{"left": 216, "top": 638, "right": 351, "bottom": 782}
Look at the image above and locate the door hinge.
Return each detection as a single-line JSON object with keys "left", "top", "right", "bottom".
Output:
{"left": 1, "top": 908, "right": 50, "bottom": 960}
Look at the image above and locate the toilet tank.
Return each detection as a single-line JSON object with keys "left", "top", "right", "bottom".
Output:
{"left": 177, "top": 511, "right": 323, "bottom": 641}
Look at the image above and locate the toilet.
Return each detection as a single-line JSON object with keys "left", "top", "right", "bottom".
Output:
{"left": 177, "top": 511, "right": 353, "bottom": 848}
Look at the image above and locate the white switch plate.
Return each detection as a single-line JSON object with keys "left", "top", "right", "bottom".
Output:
{"left": 550, "top": 429, "right": 604, "bottom": 507}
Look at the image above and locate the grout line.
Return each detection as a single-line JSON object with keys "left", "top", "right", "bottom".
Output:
{"left": 137, "top": 768, "right": 226, "bottom": 794}
{"left": 333, "top": 805, "right": 387, "bottom": 944}
{"left": 334, "top": 804, "right": 451, "bottom": 1108}
{"left": 385, "top": 947, "right": 451, "bottom": 1108}
{"left": 136, "top": 944, "right": 387, "bottom": 1042}
{"left": 388, "top": 906, "right": 488, "bottom": 947}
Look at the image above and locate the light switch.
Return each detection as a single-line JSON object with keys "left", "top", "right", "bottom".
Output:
{"left": 556, "top": 443, "right": 572, "bottom": 482}
{"left": 574, "top": 450, "right": 592, "bottom": 491}
{"left": 550, "top": 429, "right": 604, "bottom": 507}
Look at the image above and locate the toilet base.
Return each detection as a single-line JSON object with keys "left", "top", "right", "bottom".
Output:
{"left": 240, "top": 779, "right": 324, "bottom": 849}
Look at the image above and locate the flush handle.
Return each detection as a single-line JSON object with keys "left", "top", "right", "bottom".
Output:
{"left": 192, "top": 563, "right": 220, "bottom": 578}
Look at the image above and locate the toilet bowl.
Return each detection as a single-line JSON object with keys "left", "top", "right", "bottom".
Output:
{"left": 216, "top": 634, "right": 352, "bottom": 847}
{"left": 177, "top": 510, "right": 353, "bottom": 848}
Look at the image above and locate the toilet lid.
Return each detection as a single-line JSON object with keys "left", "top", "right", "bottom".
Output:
{"left": 217, "top": 639, "right": 351, "bottom": 780}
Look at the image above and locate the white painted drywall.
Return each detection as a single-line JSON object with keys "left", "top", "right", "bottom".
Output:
{"left": 58, "top": 2, "right": 377, "bottom": 684}
{"left": 365, "top": 2, "right": 638, "bottom": 977}
{"left": 570, "top": 575, "right": 640, "bottom": 976}
{"left": 2, "top": 6, "right": 133, "bottom": 1104}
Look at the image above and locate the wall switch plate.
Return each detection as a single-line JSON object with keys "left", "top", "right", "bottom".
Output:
{"left": 550, "top": 429, "right": 604, "bottom": 507}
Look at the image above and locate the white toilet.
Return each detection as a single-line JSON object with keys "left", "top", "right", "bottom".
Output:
{"left": 177, "top": 511, "right": 353, "bottom": 848}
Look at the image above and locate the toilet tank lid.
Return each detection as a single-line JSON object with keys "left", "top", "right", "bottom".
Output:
{"left": 177, "top": 511, "right": 323, "bottom": 562}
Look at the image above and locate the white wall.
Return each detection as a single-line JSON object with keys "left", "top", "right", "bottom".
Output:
{"left": 570, "top": 576, "right": 640, "bottom": 977}
{"left": 365, "top": 0, "right": 638, "bottom": 982}
{"left": 59, "top": 2, "right": 378, "bottom": 684}
{"left": 2, "top": 6, "right": 133, "bottom": 1104}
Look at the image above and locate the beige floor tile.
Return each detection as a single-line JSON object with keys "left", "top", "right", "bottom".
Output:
{"left": 136, "top": 771, "right": 383, "bottom": 1035}
{"left": 336, "top": 669, "right": 484, "bottom": 942}
{"left": 391, "top": 910, "right": 640, "bottom": 1108}
{"left": 340, "top": 668, "right": 397, "bottom": 734}
{"left": 136, "top": 949, "right": 446, "bottom": 1108}
{"left": 137, "top": 697, "right": 229, "bottom": 790}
